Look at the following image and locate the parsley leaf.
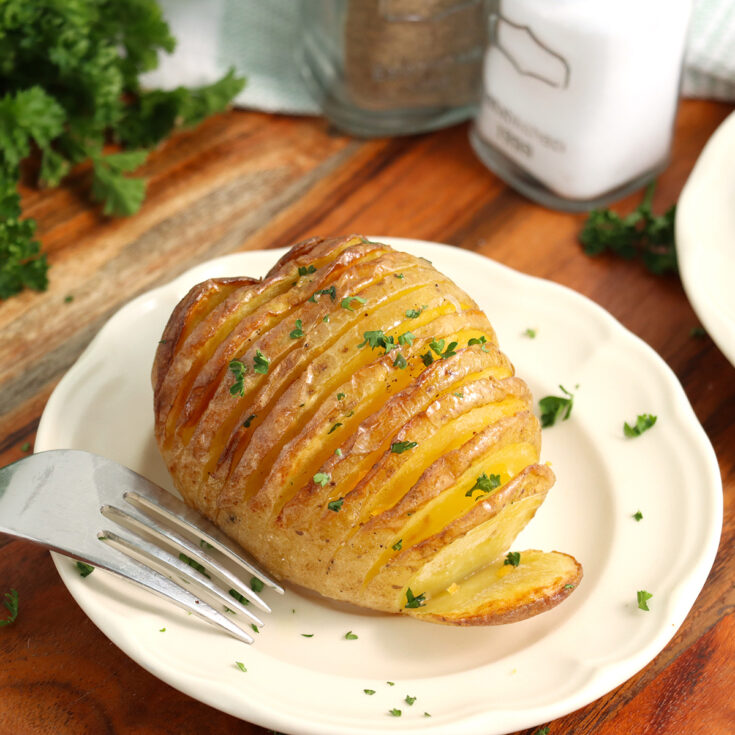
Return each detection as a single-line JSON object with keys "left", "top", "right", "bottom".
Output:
{"left": 328, "top": 497, "right": 344, "bottom": 512}
{"left": 340, "top": 295, "right": 366, "bottom": 310}
{"left": 251, "top": 624, "right": 259, "bottom": 633}
{"left": 243, "top": 414, "right": 257, "bottom": 428}
{"left": 228, "top": 359, "right": 247, "bottom": 396}
{"left": 344, "top": 630, "right": 358, "bottom": 640}
{"left": 465, "top": 473, "right": 501, "bottom": 498}
{"left": 504, "top": 551, "right": 521, "bottom": 567}
{"left": 289, "top": 319, "right": 304, "bottom": 339}
{"left": 235, "top": 661, "right": 247, "bottom": 672}
{"left": 392, "top": 539, "right": 403, "bottom": 551}
{"left": 364, "top": 689, "right": 376, "bottom": 695}
{"left": 404, "top": 588, "right": 426, "bottom": 609}
{"left": 75, "top": 561, "right": 95, "bottom": 577}
{"left": 633, "top": 510, "right": 643, "bottom": 522}
{"left": 391, "top": 441, "right": 418, "bottom": 454}
{"left": 309, "top": 285, "right": 337, "bottom": 303}
{"left": 421, "top": 351, "right": 434, "bottom": 366}
{"left": 0, "top": 589, "right": 19, "bottom": 626}
{"left": 394, "top": 273, "right": 405, "bottom": 279}
{"left": 389, "top": 709, "right": 402, "bottom": 717}
{"left": 178, "top": 553, "right": 208, "bottom": 578}
{"left": 328, "top": 421, "right": 342, "bottom": 434}
{"left": 539, "top": 385, "right": 575, "bottom": 427}
{"left": 357, "top": 330, "right": 396, "bottom": 354}
{"left": 250, "top": 576, "right": 264, "bottom": 593}
{"left": 229, "top": 589, "right": 249, "bottom": 605}
{"left": 298, "top": 265, "right": 317, "bottom": 276}
{"left": 301, "top": 633, "right": 314, "bottom": 637}
{"left": 429, "top": 339, "right": 458, "bottom": 359}
{"left": 20, "top": 442, "right": 30, "bottom": 452}
{"left": 523, "top": 328, "right": 537, "bottom": 338}
{"left": 637, "top": 590, "right": 653, "bottom": 611}
{"left": 397, "top": 331, "right": 415, "bottom": 347}
{"left": 690, "top": 325, "right": 707, "bottom": 338}
{"left": 623, "top": 413, "right": 657, "bottom": 438}
{"left": 337, "top": 393, "right": 345, "bottom": 401}
{"left": 313, "top": 472, "right": 331, "bottom": 487}
{"left": 253, "top": 350, "right": 269, "bottom": 375}
{"left": 405, "top": 695, "right": 416, "bottom": 706}
{"left": 393, "top": 353, "right": 407, "bottom": 369}
{"left": 405, "top": 307, "right": 425, "bottom": 319}
{"left": 580, "top": 181, "right": 677, "bottom": 274}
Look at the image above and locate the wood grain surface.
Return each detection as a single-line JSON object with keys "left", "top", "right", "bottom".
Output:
{"left": 1, "top": 99, "right": 733, "bottom": 735}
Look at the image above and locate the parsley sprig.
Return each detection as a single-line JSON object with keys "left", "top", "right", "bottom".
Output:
{"left": 404, "top": 588, "right": 426, "bottom": 609}
{"left": 465, "top": 472, "right": 501, "bottom": 499}
{"left": 580, "top": 182, "right": 677, "bottom": 274}
{"left": 0, "top": 4, "right": 244, "bottom": 299}
{"left": 624, "top": 413, "right": 657, "bottom": 438}
{"left": 539, "top": 385, "right": 575, "bottom": 427}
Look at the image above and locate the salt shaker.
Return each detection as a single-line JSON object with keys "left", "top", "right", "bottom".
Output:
{"left": 300, "top": 0, "right": 487, "bottom": 136}
{"left": 470, "top": 0, "right": 693, "bottom": 211}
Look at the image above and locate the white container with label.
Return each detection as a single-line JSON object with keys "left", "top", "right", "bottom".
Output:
{"left": 470, "top": 0, "right": 693, "bottom": 211}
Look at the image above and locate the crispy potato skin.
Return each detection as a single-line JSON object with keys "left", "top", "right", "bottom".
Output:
{"left": 153, "top": 236, "right": 582, "bottom": 624}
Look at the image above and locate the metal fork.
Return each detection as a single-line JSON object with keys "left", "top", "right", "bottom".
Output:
{"left": 0, "top": 449, "right": 284, "bottom": 644}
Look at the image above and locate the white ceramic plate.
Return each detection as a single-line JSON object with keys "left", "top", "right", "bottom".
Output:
{"left": 677, "top": 110, "right": 735, "bottom": 367}
{"left": 36, "top": 239, "right": 722, "bottom": 735}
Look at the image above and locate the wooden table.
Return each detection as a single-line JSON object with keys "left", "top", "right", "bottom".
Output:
{"left": 1, "top": 99, "right": 733, "bottom": 735}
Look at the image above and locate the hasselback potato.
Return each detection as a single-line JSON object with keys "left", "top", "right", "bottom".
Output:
{"left": 152, "top": 236, "right": 581, "bottom": 624}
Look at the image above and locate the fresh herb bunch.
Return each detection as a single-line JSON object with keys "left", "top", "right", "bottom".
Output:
{"left": 0, "top": 0, "right": 245, "bottom": 299}
{"left": 579, "top": 182, "right": 677, "bottom": 275}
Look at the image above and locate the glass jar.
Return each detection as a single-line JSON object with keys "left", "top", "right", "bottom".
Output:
{"left": 470, "top": 0, "right": 693, "bottom": 211}
{"left": 300, "top": 0, "right": 488, "bottom": 137}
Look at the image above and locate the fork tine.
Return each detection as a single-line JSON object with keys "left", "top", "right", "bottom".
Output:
{"left": 124, "top": 489, "right": 284, "bottom": 594}
{"left": 92, "top": 534, "right": 255, "bottom": 644}
{"left": 100, "top": 506, "right": 267, "bottom": 623}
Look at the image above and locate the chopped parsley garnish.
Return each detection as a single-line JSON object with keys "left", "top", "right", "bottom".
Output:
{"left": 465, "top": 472, "right": 501, "bottom": 498}
{"left": 253, "top": 349, "right": 269, "bottom": 375}
{"left": 504, "top": 551, "right": 521, "bottom": 567}
{"left": 199, "top": 539, "right": 214, "bottom": 550}
{"left": 564, "top": 584, "right": 575, "bottom": 590}
{"left": 453, "top": 392, "right": 463, "bottom": 398}
{"left": 690, "top": 325, "right": 706, "bottom": 338}
{"left": 313, "top": 472, "right": 331, "bottom": 487}
{"left": 397, "top": 331, "right": 415, "bottom": 347}
{"left": 404, "top": 588, "right": 426, "bottom": 609}
{"left": 405, "top": 695, "right": 416, "bottom": 706}
{"left": 309, "top": 285, "right": 337, "bottom": 303}
{"left": 228, "top": 359, "right": 247, "bottom": 396}
{"left": 229, "top": 588, "right": 249, "bottom": 605}
{"left": 357, "top": 329, "right": 396, "bottom": 353}
{"left": 335, "top": 448, "right": 343, "bottom": 457}
{"left": 0, "top": 589, "right": 19, "bottom": 626}
{"left": 289, "top": 319, "right": 304, "bottom": 339}
{"left": 328, "top": 422, "right": 343, "bottom": 434}
{"left": 301, "top": 633, "right": 314, "bottom": 637}
{"left": 429, "top": 338, "right": 458, "bottom": 359}
{"left": 424, "top": 712, "right": 432, "bottom": 717}
{"left": 251, "top": 624, "right": 259, "bottom": 633}
{"left": 250, "top": 576, "right": 264, "bottom": 593}
{"left": 389, "top": 709, "right": 402, "bottom": 717}
{"left": 623, "top": 413, "right": 657, "bottom": 438}
{"left": 392, "top": 539, "right": 403, "bottom": 551}
{"left": 337, "top": 393, "right": 345, "bottom": 400}
{"left": 64, "top": 294, "right": 74, "bottom": 303}
{"left": 468, "top": 335, "right": 490, "bottom": 351}
{"left": 364, "top": 689, "right": 376, "bottom": 695}
{"left": 179, "top": 553, "right": 209, "bottom": 578}
{"left": 159, "top": 627, "right": 166, "bottom": 632}
{"left": 391, "top": 441, "right": 418, "bottom": 454}
{"left": 20, "top": 441, "right": 30, "bottom": 452}
{"left": 345, "top": 410, "right": 355, "bottom": 417}
{"left": 298, "top": 265, "right": 317, "bottom": 276}
{"left": 344, "top": 630, "right": 358, "bottom": 640}
{"left": 580, "top": 181, "right": 677, "bottom": 275}
{"left": 405, "top": 306, "right": 427, "bottom": 319}
{"left": 75, "top": 561, "right": 95, "bottom": 577}
{"left": 539, "top": 385, "right": 575, "bottom": 427}
{"left": 393, "top": 353, "right": 407, "bottom": 369}
{"left": 533, "top": 728, "right": 550, "bottom": 735}
{"left": 323, "top": 315, "right": 329, "bottom": 322}
{"left": 637, "top": 590, "right": 653, "bottom": 611}
{"left": 420, "top": 351, "right": 434, "bottom": 366}
{"left": 235, "top": 661, "right": 247, "bottom": 672}
{"left": 340, "top": 295, "right": 366, "bottom": 310}
{"left": 243, "top": 414, "right": 256, "bottom": 428}
{"left": 523, "top": 328, "right": 537, "bottom": 338}
{"left": 394, "top": 273, "right": 405, "bottom": 279}
{"left": 633, "top": 510, "right": 643, "bottom": 521}
{"left": 387, "top": 681, "right": 395, "bottom": 686}
{"left": 328, "top": 497, "right": 344, "bottom": 512}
